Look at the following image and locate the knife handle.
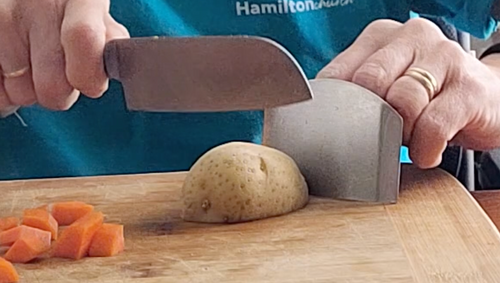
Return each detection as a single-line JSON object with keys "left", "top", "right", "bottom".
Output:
{"left": 103, "top": 41, "right": 120, "bottom": 81}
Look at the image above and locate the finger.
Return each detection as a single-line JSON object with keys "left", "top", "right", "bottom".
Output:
{"left": 104, "top": 15, "right": 130, "bottom": 40}
{"left": 409, "top": 90, "right": 470, "bottom": 168}
{"left": 29, "top": 2, "right": 80, "bottom": 110}
{"left": 316, "top": 20, "right": 402, "bottom": 81}
{"left": 386, "top": 77, "right": 431, "bottom": 145}
{"left": 0, "top": 26, "right": 36, "bottom": 106}
{"left": 350, "top": 18, "right": 449, "bottom": 98}
{"left": 351, "top": 39, "right": 414, "bottom": 97}
{"left": 0, "top": 73, "right": 13, "bottom": 110}
{"left": 61, "top": 0, "right": 109, "bottom": 98}
{"left": 385, "top": 44, "right": 450, "bottom": 144}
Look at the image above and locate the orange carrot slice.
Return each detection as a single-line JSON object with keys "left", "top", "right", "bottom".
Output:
{"left": 51, "top": 211, "right": 104, "bottom": 260}
{"left": 4, "top": 227, "right": 51, "bottom": 263}
{"left": 0, "top": 257, "right": 19, "bottom": 283}
{"left": 0, "top": 218, "right": 19, "bottom": 232}
{"left": 0, "top": 225, "right": 50, "bottom": 247}
{"left": 88, "top": 223, "right": 124, "bottom": 257}
{"left": 21, "top": 208, "right": 58, "bottom": 240}
{"left": 51, "top": 201, "right": 94, "bottom": 226}
{"left": 34, "top": 204, "right": 49, "bottom": 211}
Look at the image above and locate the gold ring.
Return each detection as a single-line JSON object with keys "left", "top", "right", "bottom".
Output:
{"left": 403, "top": 67, "right": 439, "bottom": 100}
{"left": 2, "top": 66, "right": 30, "bottom": 79}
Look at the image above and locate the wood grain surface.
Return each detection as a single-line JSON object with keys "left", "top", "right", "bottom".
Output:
{"left": 472, "top": 190, "right": 500, "bottom": 229}
{"left": 1, "top": 164, "right": 500, "bottom": 283}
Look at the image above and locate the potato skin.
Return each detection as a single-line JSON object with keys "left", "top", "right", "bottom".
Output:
{"left": 181, "top": 142, "right": 309, "bottom": 223}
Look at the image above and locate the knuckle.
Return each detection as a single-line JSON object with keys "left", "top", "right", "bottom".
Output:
{"left": 405, "top": 17, "right": 430, "bottom": 29}
{"left": 364, "top": 19, "right": 401, "bottom": 33}
{"left": 358, "top": 19, "right": 401, "bottom": 47}
{"left": 436, "top": 40, "right": 464, "bottom": 58}
{"left": 67, "top": 76, "right": 108, "bottom": 98}
{"left": 9, "top": 95, "right": 35, "bottom": 106}
{"left": 352, "top": 62, "right": 390, "bottom": 95}
{"left": 387, "top": 87, "right": 422, "bottom": 122}
{"left": 38, "top": 96, "right": 75, "bottom": 111}
{"left": 35, "top": 81, "right": 71, "bottom": 101}
{"left": 62, "top": 22, "right": 104, "bottom": 48}
{"left": 405, "top": 18, "right": 444, "bottom": 40}
{"left": 35, "top": 80, "right": 76, "bottom": 110}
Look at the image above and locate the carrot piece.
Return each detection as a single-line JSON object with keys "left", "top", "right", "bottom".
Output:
{"left": 21, "top": 208, "right": 58, "bottom": 240}
{"left": 51, "top": 201, "right": 94, "bottom": 226}
{"left": 0, "top": 257, "right": 19, "bottom": 283}
{"left": 51, "top": 211, "right": 104, "bottom": 260}
{"left": 34, "top": 204, "right": 49, "bottom": 211}
{"left": 0, "top": 246, "right": 8, "bottom": 255}
{"left": 0, "top": 218, "right": 18, "bottom": 232}
{"left": 0, "top": 225, "right": 51, "bottom": 247}
{"left": 4, "top": 227, "right": 51, "bottom": 263}
{"left": 88, "top": 223, "right": 124, "bottom": 257}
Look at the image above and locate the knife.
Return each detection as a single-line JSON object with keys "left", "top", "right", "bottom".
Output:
{"left": 103, "top": 36, "right": 313, "bottom": 112}
{"left": 1, "top": 35, "right": 313, "bottom": 117}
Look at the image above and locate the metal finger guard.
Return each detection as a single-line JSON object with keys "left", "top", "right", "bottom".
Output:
{"left": 263, "top": 78, "right": 403, "bottom": 204}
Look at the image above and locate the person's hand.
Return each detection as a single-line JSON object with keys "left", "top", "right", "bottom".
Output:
{"left": 317, "top": 18, "right": 500, "bottom": 169}
{"left": 0, "top": 0, "right": 129, "bottom": 112}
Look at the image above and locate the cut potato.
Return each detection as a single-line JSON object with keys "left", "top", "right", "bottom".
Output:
{"left": 181, "top": 142, "right": 309, "bottom": 223}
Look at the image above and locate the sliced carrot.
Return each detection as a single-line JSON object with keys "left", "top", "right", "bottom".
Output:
{"left": 21, "top": 208, "right": 58, "bottom": 240}
{"left": 88, "top": 223, "right": 124, "bottom": 257}
{"left": 0, "top": 227, "right": 20, "bottom": 246}
{"left": 0, "top": 257, "right": 18, "bottom": 283}
{"left": 0, "top": 225, "right": 51, "bottom": 247}
{"left": 0, "top": 218, "right": 19, "bottom": 232}
{"left": 34, "top": 204, "right": 49, "bottom": 211}
{"left": 0, "top": 246, "right": 8, "bottom": 255}
{"left": 51, "top": 211, "right": 104, "bottom": 260}
{"left": 4, "top": 227, "right": 51, "bottom": 263}
{"left": 51, "top": 201, "right": 94, "bottom": 226}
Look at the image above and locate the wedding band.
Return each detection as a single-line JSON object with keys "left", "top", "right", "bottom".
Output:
{"left": 2, "top": 66, "right": 30, "bottom": 79}
{"left": 403, "top": 67, "right": 438, "bottom": 100}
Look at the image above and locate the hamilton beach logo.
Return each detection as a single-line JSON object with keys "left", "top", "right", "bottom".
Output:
{"left": 235, "top": 0, "right": 354, "bottom": 16}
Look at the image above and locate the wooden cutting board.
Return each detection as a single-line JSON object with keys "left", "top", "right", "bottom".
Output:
{"left": 1, "top": 164, "right": 500, "bottom": 282}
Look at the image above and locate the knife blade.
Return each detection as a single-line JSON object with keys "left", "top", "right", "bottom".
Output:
{"left": 104, "top": 36, "right": 313, "bottom": 112}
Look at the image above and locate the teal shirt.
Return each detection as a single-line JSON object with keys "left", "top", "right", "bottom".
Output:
{"left": 1, "top": 0, "right": 498, "bottom": 180}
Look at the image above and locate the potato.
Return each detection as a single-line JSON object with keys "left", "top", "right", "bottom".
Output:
{"left": 181, "top": 142, "right": 309, "bottom": 223}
